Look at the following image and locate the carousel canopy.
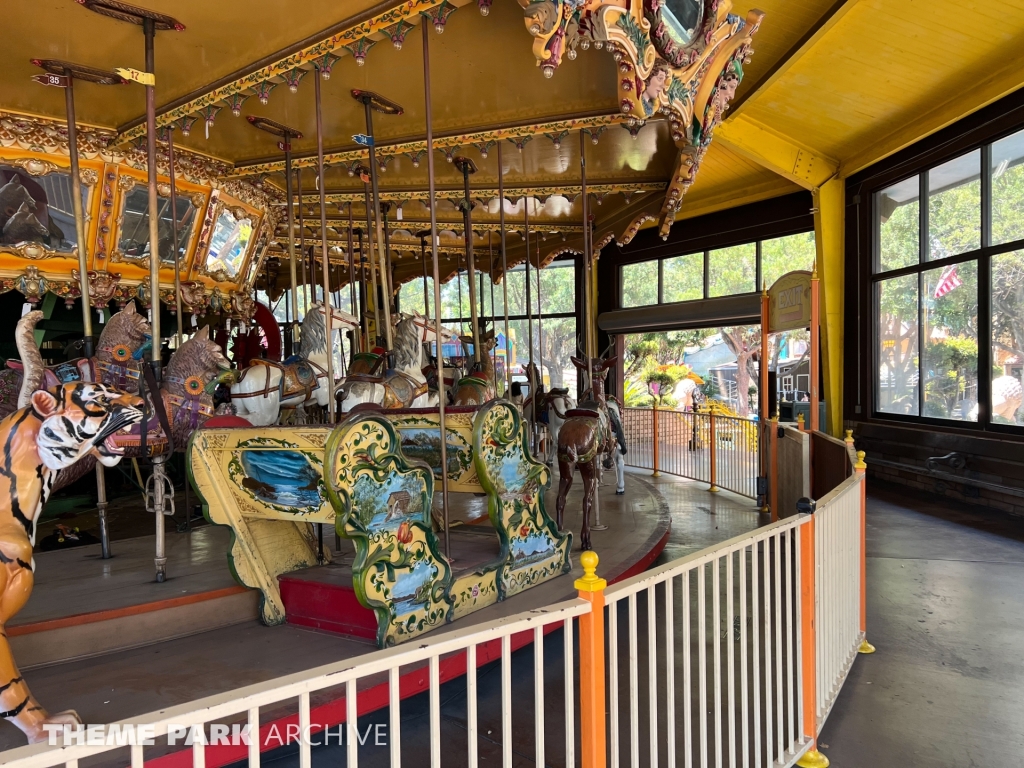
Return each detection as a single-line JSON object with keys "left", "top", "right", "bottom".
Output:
{"left": 2, "top": 0, "right": 1018, "bottom": 304}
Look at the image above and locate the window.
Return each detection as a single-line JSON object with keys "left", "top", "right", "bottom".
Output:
{"left": 621, "top": 261, "right": 659, "bottom": 308}
{"left": 927, "top": 151, "right": 980, "bottom": 260}
{"left": 992, "top": 251, "right": 1024, "bottom": 425}
{"left": 618, "top": 231, "right": 817, "bottom": 309}
{"left": 662, "top": 252, "right": 703, "bottom": 303}
{"left": 761, "top": 232, "right": 817, "bottom": 289}
{"left": 708, "top": 243, "right": 756, "bottom": 297}
{"left": 872, "top": 128, "right": 1024, "bottom": 429}
{"left": 877, "top": 177, "right": 919, "bottom": 271}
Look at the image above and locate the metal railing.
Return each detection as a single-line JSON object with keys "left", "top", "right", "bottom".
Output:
{"left": 0, "top": 458, "right": 871, "bottom": 768}
{"left": 622, "top": 407, "right": 760, "bottom": 499}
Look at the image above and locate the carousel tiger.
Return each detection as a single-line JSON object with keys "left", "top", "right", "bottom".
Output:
{"left": 0, "top": 311, "right": 145, "bottom": 743}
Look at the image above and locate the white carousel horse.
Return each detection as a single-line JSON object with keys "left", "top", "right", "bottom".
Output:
{"left": 604, "top": 398, "right": 626, "bottom": 495}
{"left": 230, "top": 302, "right": 360, "bottom": 426}
{"left": 339, "top": 313, "right": 453, "bottom": 412}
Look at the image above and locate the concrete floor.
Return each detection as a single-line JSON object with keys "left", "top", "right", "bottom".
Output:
{"left": 819, "top": 481, "right": 1024, "bottom": 767}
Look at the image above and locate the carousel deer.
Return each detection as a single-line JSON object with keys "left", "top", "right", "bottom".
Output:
{"left": 230, "top": 302, "right": 359, "bottom": 426}
{"left": 452, "top": 327, "right": 498, "bottom": 406}
{"left": 555, "top": 355, "right": 617, "bottom": 551}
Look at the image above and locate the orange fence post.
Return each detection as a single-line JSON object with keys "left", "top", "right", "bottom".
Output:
{"left": 651, "top": 404, "right": 660, "bottom": 477}
{"left": 576, "top": 551, "right": 607, "bottom": 768}
{"left": 797, "top": 518, "right": 828, "bottom": 768}
{"left": 856, "top": 451, "right": 875, "bottom": 655}
{"left": 769, "top": 416, "right": 779, "bottom": 522}
{"left": 708, "top": 412, "right": 719, "bottom": 492}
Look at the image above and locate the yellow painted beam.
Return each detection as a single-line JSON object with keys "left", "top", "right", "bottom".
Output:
{"left": 842, "top": 59, "right": 1024, "bottom": 176}
{"left": 813, "top": 178, "right": 844, "bottom": 436}
{"left": 676, "top": 178, "right": 801, "bottom": 221}
{"left": 716, "top": 116, "right": 839, "bottom": 191}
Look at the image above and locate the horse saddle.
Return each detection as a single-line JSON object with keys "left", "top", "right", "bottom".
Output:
{"left": 381, "top": 371, "right": 429, "bottom": 409}
{"left": 239, "top": 358, "right": 320, "bottom": 402}
{"left": 566, "top": 399, "right": 601, "bottom": 419}
{"left": 7, "top": 357, "right": 95, "bottom": 388}
{"left": 350, "top": 350, "right": 386, "bottom": 377}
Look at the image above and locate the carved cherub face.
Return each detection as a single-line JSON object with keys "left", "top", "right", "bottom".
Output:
{"left": 718, "top": 74, "right": 740, "bottom": 109}
{"left": 644, "top": 67, "right": 670, "bottom": 102}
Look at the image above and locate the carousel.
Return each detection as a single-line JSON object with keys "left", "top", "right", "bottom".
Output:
{"left": 0, "top": 0, "right": 756, "bottom": 747}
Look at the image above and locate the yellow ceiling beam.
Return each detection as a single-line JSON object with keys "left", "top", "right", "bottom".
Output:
{"left": 674, "top": 178, "right": 800, "bottom": 221}
{"left": 841, "top": 59, "right": 1024, "bottom": 176}
{"left": 715, "top": 116, "right": 839, "bottom": 190}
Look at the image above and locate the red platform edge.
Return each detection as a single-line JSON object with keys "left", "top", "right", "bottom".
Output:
{"left": 144, "top": 524, "right": 670, "bottom": 768}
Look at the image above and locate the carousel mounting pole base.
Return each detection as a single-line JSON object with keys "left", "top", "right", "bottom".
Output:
{"left": 146, "top": 455, "right": 175, "bottom": 583}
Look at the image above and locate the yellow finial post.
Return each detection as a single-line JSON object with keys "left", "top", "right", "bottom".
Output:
{"left": 797, "top": 412, "right": 805, "bottom": 431}
{"left": 576, "top": 549, "right": 607, "bottom": 767}
{"left": 575, "top": 550, "right": 607, "bottom": 592}
{"left": 845, "top": 429, "right": 854, "bottom": 445}
{"left": 855, "top": 450, "right": 867, "bottom": 471}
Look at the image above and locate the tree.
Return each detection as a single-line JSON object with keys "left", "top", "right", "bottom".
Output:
{"left": 720, "top": 325, "right": 760, "bottom": 417}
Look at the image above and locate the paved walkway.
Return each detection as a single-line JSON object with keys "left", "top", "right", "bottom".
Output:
{"left": 819, "top": 481, "right": 1024, "bottom": 767}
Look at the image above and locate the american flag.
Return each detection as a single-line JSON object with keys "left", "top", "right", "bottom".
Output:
{"left": 934, "top": 265, "right": 962, "bottom": 299}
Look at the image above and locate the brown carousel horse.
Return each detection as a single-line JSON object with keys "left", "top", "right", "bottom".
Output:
{"left": 554, "top": 355, "right": 617, "bottom": 551}
{"left": 0, "top": 302, "right": 151, "bottom": 420}
{"left": 452, "top": 327, "right": 498, "bottom": 406}
{"left": 49, "top": 324, "right": 232, "bottom": 493}
{"left": 0, "top": 312, "right": 144, "bottom": 742}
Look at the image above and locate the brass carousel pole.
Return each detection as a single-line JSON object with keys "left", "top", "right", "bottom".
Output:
{"left": 454, "top": 157, "right": 480, "bottom": 365}
{"left": 536, "top": 233, "right": 544, "bottom": 404}
{"left": 164, "top": 127, "right": 184, "bottom": 345}
{"left": 489, "top": 236, "right": 497, "bottom": 396}
{"left": 381, "top": 203, "right": 394, "bottom": 322}
{"left": 298, "top": 170, "right": 308, "bottom": 314}
{"left": 497, "top": 142, "right": 512, "bottom": 397}
{"left": 347, "top": 203, "right": 359, "bottom": 352}
{"left": 357, "top": 170, "right": 382, "bottom": 346}
{"left": 313, "top": 67, "right": 336, "bottom": 423}
{"left": 579, "top": 129, "right": 606, "bottom": 531}
{"left": 524, "top": 198, "right": 535, "bottom": 451}
{"left": 246, "top": 118, "right": 303, "bottom": 350}
{"left": 32, "top": 60, "right": 126, "bottom": 561}
{"left": 422, "top": 21, "right": 451, "bottom": 558}
{"left": 353, "top": 90, "right": 402, "bottom": 350}
{"left": 417, "top": 229, "right": 431, "bottom": 316}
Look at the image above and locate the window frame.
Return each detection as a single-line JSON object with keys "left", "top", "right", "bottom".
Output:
{"left": 617, "top": 230, "right": 816, "bottom": 310}
{"left": 869, "top": 133, "right": 1024, "bottom": 434}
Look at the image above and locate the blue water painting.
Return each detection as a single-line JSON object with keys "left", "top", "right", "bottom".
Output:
{"left": 391, "top": 558, "right": 437, "bottom": 614}
{"left": 240, "top": 450, "right": 323, "bottom": 509}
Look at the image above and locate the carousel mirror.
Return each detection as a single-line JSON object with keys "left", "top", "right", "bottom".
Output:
{"left": 660, "top": 0, "right": 703, "bottom": 46}
{"left": 0, "top": 163, "right": 88, "bottom": 251}
{"left": 116, "top": 185, "right": 199, "bottom": 265}
{"left": 204, "top": 206, "right": 255, "bottom": 280}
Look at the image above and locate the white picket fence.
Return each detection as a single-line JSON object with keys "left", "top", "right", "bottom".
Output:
{"left": 0, "top": 472, "right": 867, "bottom": 768}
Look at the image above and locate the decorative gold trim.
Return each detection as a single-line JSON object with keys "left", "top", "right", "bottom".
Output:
{"left": 7, "top": 157, "right": 63, "bottom": 176}
{"left": 0, "top": 241, "right": 76, "bottom": 261}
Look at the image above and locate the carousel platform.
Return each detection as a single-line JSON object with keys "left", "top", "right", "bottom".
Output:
{"left": 0, "top": 471, "right": 674, "bottom": 755}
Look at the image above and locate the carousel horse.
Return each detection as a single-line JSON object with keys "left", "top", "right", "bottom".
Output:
{"left": 545, "top": 386, "right": 576, "bottom": 464}
{"left": 49, "top": 325, "right": 233, "bottom": 493}
{"left": 554, "top": 355, "right": 618, "bottom": 551}
{"left": 0, "top": 311, "right": 144, "bottom": 743}
{"left": 0, "top": 302, "right": 151, "bottom": 420}
{"left": 605, "top": 397, "right": 627, "bottom": 495}
{"left": 339, "top": 314, "right": 451, "bottom": 412}
{"left": 230, "top": 302, "right": 359, "bottom": 426}
{"left": 452, "top": 328, "right": 498, "bottom": 406}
